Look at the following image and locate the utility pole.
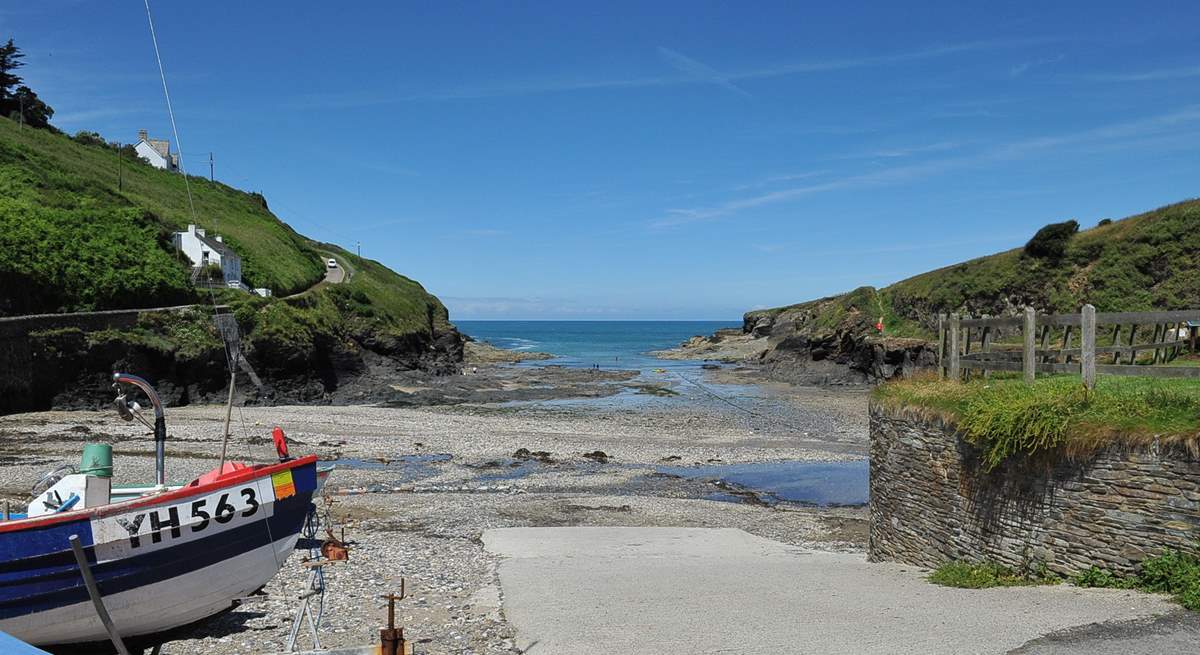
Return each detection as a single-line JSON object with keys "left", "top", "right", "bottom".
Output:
{"left": 117, "top": 141, "right": 123, "bottom": 192}
{"left": 209, "top": 152, "right": 214, "bottom": 182}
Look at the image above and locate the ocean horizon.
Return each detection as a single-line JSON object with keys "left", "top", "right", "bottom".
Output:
{"left": 456, "top": 319, "right": 741, "bottom": 371}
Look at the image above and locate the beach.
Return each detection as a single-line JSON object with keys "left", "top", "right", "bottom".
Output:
{"left": 0, "top": 364, "right": 870, "bottom": 654}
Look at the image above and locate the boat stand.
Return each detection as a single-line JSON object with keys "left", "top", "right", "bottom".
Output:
{"left": 68, "top": 535, "right": 134, "bottom": 655}
{"left": 285, "top": 506, "right": 329, "bottom": 652}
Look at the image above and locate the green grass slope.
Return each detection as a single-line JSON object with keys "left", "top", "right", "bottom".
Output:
{"left": 0, "top": 117, "right": 461, "bottom": 386}
{"left": 0, "top": 116, "right": 323, "bottom": 314}
{"left": 753, "top": 199, "right": 1200, "bottom": 338}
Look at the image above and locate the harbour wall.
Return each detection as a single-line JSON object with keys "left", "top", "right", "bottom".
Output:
{"left": 868, "top": 402, "right": 1200, "bottom": 575}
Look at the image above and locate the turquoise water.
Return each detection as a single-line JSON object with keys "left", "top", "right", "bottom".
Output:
{"left": 456, "top": 320, "right": 739, "bottom": 370}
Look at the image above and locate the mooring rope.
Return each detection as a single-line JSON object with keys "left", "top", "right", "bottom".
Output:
{"left": 143, "top": 1, "right": 265, "bottom": 462}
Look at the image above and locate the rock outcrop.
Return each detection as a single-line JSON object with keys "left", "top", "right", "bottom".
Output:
{"left": 0, "top": 306, "right": 464, "bottom": 414}
{"left": 667, "top": 287, "right": 937, "bottom": 384}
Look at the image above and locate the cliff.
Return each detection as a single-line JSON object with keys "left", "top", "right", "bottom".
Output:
{"left": 680, "top": 199, "right": 1200, "bottom": 384}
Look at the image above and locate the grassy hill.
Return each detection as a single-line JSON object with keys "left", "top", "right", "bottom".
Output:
{"left": 749, "top": 199, "right": 1200, "bottom": 341}
{"left": 0, "top": 116, "right": 324, "bottom": 314}
{"left": 0, "top": 116, "right": 461, "bottom": 410}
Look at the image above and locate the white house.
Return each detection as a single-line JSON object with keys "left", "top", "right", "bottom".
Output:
{"left": 173, "top": 224, "right": 243, "bottom": 287}
{"left": 134, "top": 129, "right": 179, "bottom": 171}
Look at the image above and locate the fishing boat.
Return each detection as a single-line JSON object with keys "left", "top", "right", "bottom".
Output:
{"left": 0, "top": 373, "right": 322, "bottom": 647}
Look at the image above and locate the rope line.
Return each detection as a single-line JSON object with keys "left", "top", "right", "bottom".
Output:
{"left": 670, "top": 369, "right": 819, "bottom": 434}
{"left": 143, "top": 0, "right": 264, "bottom": 462}
{"left": 143, "top": 0, "right": 197, "bottom": 227}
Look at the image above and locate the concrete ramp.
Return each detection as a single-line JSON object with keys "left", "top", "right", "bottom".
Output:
{"left": 483, "top": 527, "right": 1175, "bottom": 655}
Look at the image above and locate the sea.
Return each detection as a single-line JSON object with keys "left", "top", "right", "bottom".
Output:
{"left": 455, "top": 320, "right": 739, "bottom": 371}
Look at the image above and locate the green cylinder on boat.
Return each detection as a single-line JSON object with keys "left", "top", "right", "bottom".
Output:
{"left": 81, "top": 443, "right": 113, "bottom": 478}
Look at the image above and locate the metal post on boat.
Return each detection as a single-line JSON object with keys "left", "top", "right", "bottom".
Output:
{"left": 218, "top": 368, "right": 236, "bottom": 472}
{"left": 112, "top": 373, "right": 167, "bottom": 489}
{"left": 68, "top": 535, "right": 132, "bottom": 655}
{"left": 215, "top": 313, "right": 241, "bottom": 474}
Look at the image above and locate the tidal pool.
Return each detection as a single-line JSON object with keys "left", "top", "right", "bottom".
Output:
{"left": 656, "top": 459, "right": 868, "bottom": 507}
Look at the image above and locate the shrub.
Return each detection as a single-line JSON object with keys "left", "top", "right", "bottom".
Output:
{"left": 930, "top": 561, "right": 1058, "bottom": 588}
{"left": 1098, "top": 218, "right": 1113, "bottom": 226}
{"left": 1073, "top": 566, "right": 1129, "bottom": 588}
{"left": 1069, "top": 551, "right": 1200, "bottom": 611}
{"left": 72, "top": 131, "right": 105, "bottom": 147}
{"left": 1024, "top": 219, "right": 1079, "bottom": 259}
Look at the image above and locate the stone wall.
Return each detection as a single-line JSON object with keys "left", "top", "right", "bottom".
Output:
{"left": 868, "top": 402, "right": 1200, "bottom": 576}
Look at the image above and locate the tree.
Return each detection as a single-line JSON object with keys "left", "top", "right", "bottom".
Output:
{"left": 0, "top": 38, "right": 54, "bottom": 129}
{"left": 11, "top": 85, "right": 53, "bottom": 128}
{"left": 0, "top": 39, "right": 24, "bottom": 101}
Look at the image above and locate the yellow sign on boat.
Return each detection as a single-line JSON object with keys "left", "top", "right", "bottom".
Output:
{"left": 271, "top": 469, "right": 296, "bottom": 500}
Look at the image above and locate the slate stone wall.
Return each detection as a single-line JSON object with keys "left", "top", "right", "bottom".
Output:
{"left": 868, "top": 402, "right": 1200, "bottom": 575}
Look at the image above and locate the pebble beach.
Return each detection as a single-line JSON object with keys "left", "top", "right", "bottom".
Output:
{"left": 0, "top": 367, "right": 871, "bottom": 654}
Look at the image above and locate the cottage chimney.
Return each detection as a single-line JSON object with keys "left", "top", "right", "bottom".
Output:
{"left": 138, "top": 129, "right": 148, "bottom": 143}
{"left": 214, "top": 235, "right": 223, "bottom": 243}
{"left": 187, "top": 224, "right": 196, "bottom": 234}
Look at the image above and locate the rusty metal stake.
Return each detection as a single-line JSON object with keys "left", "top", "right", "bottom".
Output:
{"left": 380, "top": 580, "right": 407, "bottom": 655}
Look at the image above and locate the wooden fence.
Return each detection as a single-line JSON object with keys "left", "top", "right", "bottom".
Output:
{"left": 938, "top": 306, "right": 1200, "bottom": 388}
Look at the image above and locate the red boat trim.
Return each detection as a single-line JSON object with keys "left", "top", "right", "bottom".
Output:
{"left": 0, "top": 455, "right": 319, "bottom": 534}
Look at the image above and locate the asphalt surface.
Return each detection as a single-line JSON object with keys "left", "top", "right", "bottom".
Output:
{"left": 484, "top": 527, "right": 1177, "bottom": 655}
{"left": 1009, "top": 612, "right": 1200, "bottom": 654}
{"left": 324, "top": 260, "right": 346, "bottom": 284}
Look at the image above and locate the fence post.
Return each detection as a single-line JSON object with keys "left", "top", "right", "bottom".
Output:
{"left": 1081, "top": 304, "right": 1096, "bottom": 391}
{"left": 937, "top": 314, "right": 946, "bottom": 380}
{"left": 948, "top": 313, "right": 961, "bottom": 381}
{"left": 980, "top": 315, "right": 992, "bottom": 380}
{"left": 1023, "top": 307, "right": 1036, "bottom": 384}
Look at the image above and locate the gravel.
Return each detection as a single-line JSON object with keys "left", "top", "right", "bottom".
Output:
{"left": 0, "top": 376, "right": 869, "bottom": 654}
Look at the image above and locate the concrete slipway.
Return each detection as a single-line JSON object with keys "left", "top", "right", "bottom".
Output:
{"left": 483, "top": 527, "right": 1198, "bottom": 655}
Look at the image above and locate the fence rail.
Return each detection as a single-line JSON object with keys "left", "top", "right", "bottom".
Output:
{"left": 938, "top": 306, "right": 1200, "bottom": 388}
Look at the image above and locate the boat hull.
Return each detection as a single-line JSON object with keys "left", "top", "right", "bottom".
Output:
{"left": 0, "top": 457, "right": 318, "bottom": 646}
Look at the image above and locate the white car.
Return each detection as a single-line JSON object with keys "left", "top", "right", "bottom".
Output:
{"left": 326, "top": 258, "right": 338, "bottom": 269}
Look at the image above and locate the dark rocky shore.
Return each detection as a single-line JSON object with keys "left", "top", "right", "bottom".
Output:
{"left": 658, "top": 303, "right": 937, "bottom": 385}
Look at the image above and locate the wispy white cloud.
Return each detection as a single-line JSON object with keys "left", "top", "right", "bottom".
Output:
{"left": 837, "top": 141, "right": 963, "bottom": 160}
{"left": 656, "top": 47, "right": 752, "bottom": 98}
{"left": 343, "top": 218, "right": 415, "bottom": 233}
{"left": 52, "top": 107, "right": 150, "bottom": 126}
{"left": 1084, "top": 64, "right": 1200, "bottom": 82}
{"left": 443, "top": 295, "right": 623, "bottom": 318}
{"left": 753, "top": 234, "right": 1028, "bottom": 257}
{"left": 1009, "top": 54, "right": 1064, "bottom": 77}
{"left": 732, "top": 170, "right": 828, "bottom": 191}
{"left": 460, "top": 228, "right": 507, "bottom": 237}
{"left": 292, "top": 37, "right": 1061, "bottom": 108}
{"left": 654, "top": 104, "right": 1200, "bottom": 227}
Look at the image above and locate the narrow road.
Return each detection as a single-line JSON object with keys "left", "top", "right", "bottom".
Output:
{"left": 283, "top": 253, "right": 351, "bottom": 299}
{"left": 323, "top": 259, "right": 346, "bottom": 284}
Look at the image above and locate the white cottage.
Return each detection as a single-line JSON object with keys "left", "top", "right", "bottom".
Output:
{"left": 173, "top": 224, "right": 243, "bottom": 287}
{"left": 134, "top": 129, "right": 179, "bottom": 171}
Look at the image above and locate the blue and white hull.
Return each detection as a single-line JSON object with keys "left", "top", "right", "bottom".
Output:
{"left": 0, "top": 456, "right": 318, "bottom": 646}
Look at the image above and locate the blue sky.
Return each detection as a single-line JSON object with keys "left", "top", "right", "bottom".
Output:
{"left": 5, "top": 2, "right": 1200, "bottom": 319}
